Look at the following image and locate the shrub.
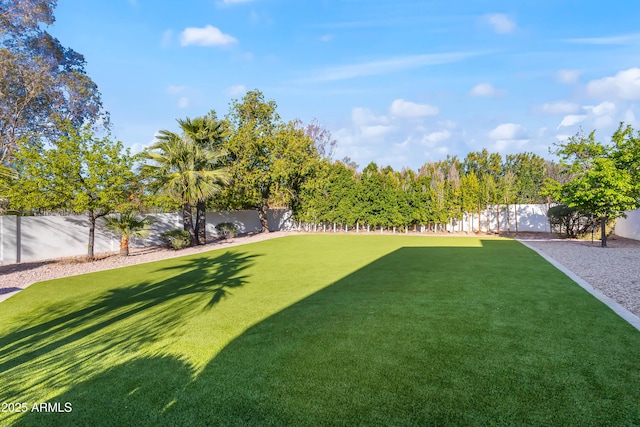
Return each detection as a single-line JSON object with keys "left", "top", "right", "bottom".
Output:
{"left": 216, "top": 222, "right": 238, "bottom": 240}
{"left": 161, "top": 229, "right": 191, "bottom": 250}
{"left": 547, "top": 204, "right": 594, "bottom": 238}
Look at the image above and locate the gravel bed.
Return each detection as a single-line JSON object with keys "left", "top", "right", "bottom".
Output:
{"left": 519, "top": 236, "right": 640, "bottom": 318}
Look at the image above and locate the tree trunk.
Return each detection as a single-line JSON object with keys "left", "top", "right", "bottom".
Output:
{"left": 258, "top": 200, "right": 269, "bottom": 233}
{"left": 88, "top": 210, "right": 96, "bottom": 259}
{"left": 601, "top": 214, "right": 607, "bottom": 248}
{"left": 486, "top": 203, "right": 491, "bottom": 233}
{"left": 120, "top": 235, "right": 129, "bottom": 257}
{"left": 195, "top": 199, "right": 207, "bottom": 245}
{"left": 182, "top": 202, "right": 196, "bottom": 246}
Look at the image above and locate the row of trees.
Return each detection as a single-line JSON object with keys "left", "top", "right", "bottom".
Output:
{"left": 296, "top": 150, "right": 552, "bottom": 233}
{"left": 4, "top": 87, "right": 639, "bottom": 255}
{"left": 2, "top": 90, "right": 325, "bottom": 257}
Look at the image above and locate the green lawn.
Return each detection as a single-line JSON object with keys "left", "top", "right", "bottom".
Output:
{"left": 1, "top": 235, "right": 639, "bottom": 426}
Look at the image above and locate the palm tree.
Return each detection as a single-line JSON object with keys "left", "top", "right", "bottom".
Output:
{"left": 175, "top": 114, "right": 230, "bottom": 244}
{"left": 142, "top": 121, "right": 229, "bottom": 246}
{"left": 105, "top": 212, "right": 154, "bottom": 256}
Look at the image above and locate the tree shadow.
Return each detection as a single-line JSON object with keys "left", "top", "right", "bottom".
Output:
{"left": 0, "top": 250, "right": 257, "bottom": 406}
{"left": 8, "top": 355, "right": 195, "bottom": 427}
{"left": 8, "top": 240, "right": 640, "bottom": 426}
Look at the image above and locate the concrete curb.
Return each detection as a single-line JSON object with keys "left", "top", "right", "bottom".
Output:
{"left": 517, "top": 239, "right": 640, "bottom": 332}
{"left": 0, "top": 288, "right": 23, "bottom": 303}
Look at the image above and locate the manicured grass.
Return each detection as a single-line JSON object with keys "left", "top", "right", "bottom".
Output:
{"left": 1, "top": 235, "right": 639, "bottom": 426}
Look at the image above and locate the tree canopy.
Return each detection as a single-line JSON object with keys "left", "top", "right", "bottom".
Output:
{"left": 547, "top": 125, "right": 640, "bottom": 247}
{"left": 7, "top": 122, "right": 135, "bottom": 257}
{"left": 0, "top": 0, "right": 104, "bottom": 164}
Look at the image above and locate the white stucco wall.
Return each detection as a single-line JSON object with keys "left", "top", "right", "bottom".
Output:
{"left": 0, "top": 209, "right": 293, "bottom": 265}
{"left": 615, "top": 209, "right": 640, "bottom": 241}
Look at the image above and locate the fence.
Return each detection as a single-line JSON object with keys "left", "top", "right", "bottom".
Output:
{"left": 0, "top": 209, "right": 293, "bottom": 265}
{"left": 615, "top": 208, "right": 640, "bottom": 241}
{"left": 3, "top": 205, "right": 638, "bottom": 265}
{"left": 295, "top": 204, "right": 553, "bottom": 234}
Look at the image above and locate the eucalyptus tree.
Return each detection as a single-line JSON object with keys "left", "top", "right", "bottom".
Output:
{"left": 1, "top": 0, "right": 105, "bottom": 164}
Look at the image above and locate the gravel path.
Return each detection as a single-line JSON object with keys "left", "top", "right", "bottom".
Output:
{"left": 2, "top": 232, "right": 640, "bottom": 320}
{"left": 518, "top": 235, "right": 640, "bottom": 318}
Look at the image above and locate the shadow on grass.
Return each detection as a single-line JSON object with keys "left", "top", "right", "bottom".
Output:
{"left": 11, "top": 240, "right": 640, "bottom": 426}
{"left": 0, "top": 250, "right": 257, "bottom": 374}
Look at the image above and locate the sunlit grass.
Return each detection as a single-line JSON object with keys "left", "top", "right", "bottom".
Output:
{"left": 1, "top": 235, "right": 639, "bottom": 426}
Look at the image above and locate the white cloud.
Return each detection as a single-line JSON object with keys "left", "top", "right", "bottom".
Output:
{"left": 624, "top": 109, "right": 638, "bottom": 126}
{"left": 488, "top": 123, "right": 527, "bottom": 140}
{"left": 539, "top": 101, "right": 579, "bottom": 115}
{"left": 555, "top": 134, "right": 572, "bottom": 142}
{"left": 177, "top": 97, "right": 189, "bottom": 109}
{"left": 557, "top": 114, "right": 586, "bottom": 129}
{"left": 166, "top": 85, "right": 187, "bottom": 94}
{"left": 180, "top": 25, "right": 238, "bottom": 47}
{"left": 389, "top": 99, "right": 439, "bottom": 118}
{"left": 221, "top": 0, "right": 254, "bottom": 3}
{"left": 226, "top": 84, "right": 247, "bottom": 96}
{"left": 360, "top": 125, "right": 395, "bottom": 139}
{"left": 470, "top": 83, "right": 504, "bottom": 97}
{"left": 586, "top": 68, "right": 640, "bottom": 100}
{"left": 564, "top": 33, "right": 640, "bottom": 45}
{"left": 302, "top": 51, "right": 485, "bottom": 82}
{"left": 421, "top": 130, "right": 451, "bottom": 147}
{"left": 484, "top": 13, "right": 516, "bottom": 34}
{"left": 320, "top": 34, "right": 333, "bottom": 42}
{"left": 583, "top": 101, "right": 616, "bottom": 116}
{"left": 487, "top": 122, "right": 530, "bottom": 151}
{"left": 593, "top": 115, "right": 614, "bottom": 129}
{"left": 556, "top": 69, "right": 580, "bottom": 84}
{"left": 351, "top": 107, "right": 388, "bottom": 126}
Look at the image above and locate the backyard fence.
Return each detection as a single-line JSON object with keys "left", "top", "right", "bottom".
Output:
{"left": 294, "top": 204, "right": 553, "bottom": 234}
{"left": 0, "top": 209, "right": 294, "bottom": 265}
{"left": 615, "top": 209, "right": 640, "bottom": 241}
{"left": 2, "top": 205, "right": 639, "bottom": 265}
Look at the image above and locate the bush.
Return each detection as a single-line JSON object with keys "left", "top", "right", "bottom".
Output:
{"left": 547, "top": 204, "right": 594, "bottom": 238}
{"left": 216, "top": 222, "right": 238, "bottom": 240}
{"left": 161, "top": 229, "right": 191, "bottom": 250}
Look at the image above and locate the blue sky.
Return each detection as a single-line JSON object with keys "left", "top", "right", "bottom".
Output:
{"left": 50, "top": 0, "right": 640, "bottom": 171}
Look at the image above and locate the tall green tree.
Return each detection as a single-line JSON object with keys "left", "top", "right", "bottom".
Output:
{"left": 222, "top": 90, "right": 318, "bottom": 232}
{"left": 551, "top": 128, "right": 639, "bottom": 247}
{"left": 142, "top": 131, "right": 229, "bottom": 246}
{"left": 504, "top": 152, "right": 546, "bottom": 203}
{"left": 7, "top": 123, "right": 134, "bottom": 258}
{"left": 460, "top": 170, "right": 480, "bottom": 232}
{"left": 1, "top": 0, "right": 104, "bottom": 164}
